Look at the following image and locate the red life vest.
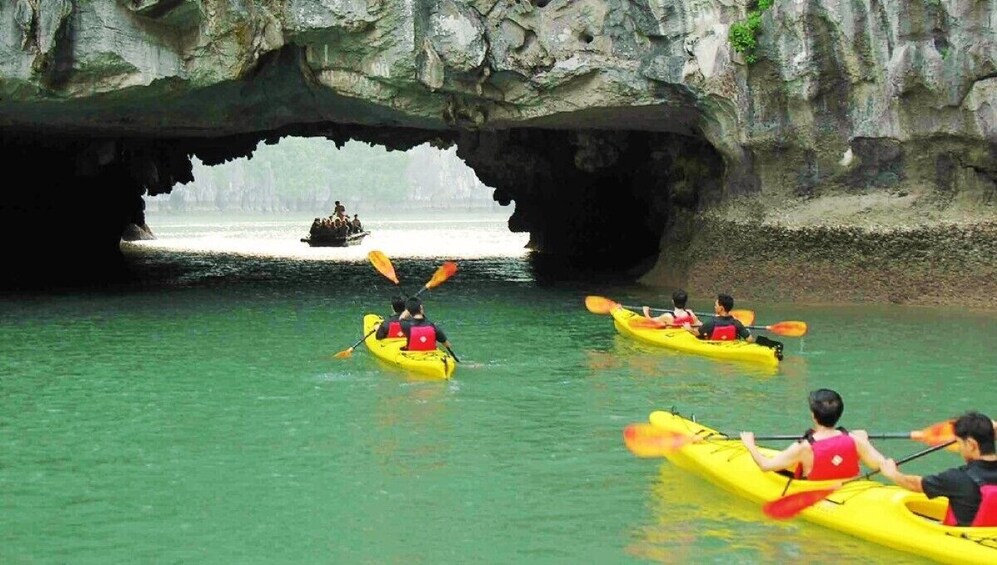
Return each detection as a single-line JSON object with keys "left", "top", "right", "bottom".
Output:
{"left": 671, "top": 309, "right": 694, "bottom": 327}
{"left": 387, "top": 321, "right": 404, "bottom": 338}
{"left": 709, "top": 324, "right": 738, "bottom": 341}
{"left": 406, "top": 325, "right": 437, "bottom": 351}
{"left": 942, "top": 471, "right": 997, "bottom": 526}
{"left": 794, "top": 430, "right": 860, "bottom": 480}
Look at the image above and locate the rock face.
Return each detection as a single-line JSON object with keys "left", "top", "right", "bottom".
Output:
{"left": 0, "top": 1, "right": 994, "bottom": 301}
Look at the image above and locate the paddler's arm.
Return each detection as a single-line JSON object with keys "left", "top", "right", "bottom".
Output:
{"left": 851, "top": 429, "right": 886, "bottom": 471}
{"left": 434, "top": 324, "right": 449, "bottom": 345}
{"left": 740, "top": 432, "right": 805, "bottom": 472}
{"left": 642, "top": 306, "right": 673, "bottom": 324}
{"left": 684, "top": 321, "right": 710, "bottom": 337}
{"left": 880, "top": 459, "right": 924, "bottom": 493}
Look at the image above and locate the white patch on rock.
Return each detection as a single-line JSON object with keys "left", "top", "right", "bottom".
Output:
{"left": 839, "top": 147, "right": 854, "bottom": 167}
{"left": 429, "top": 0, "right": 486, "bottom": 72}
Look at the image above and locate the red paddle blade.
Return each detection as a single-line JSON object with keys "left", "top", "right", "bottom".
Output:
{"left": 629, "top": 319, "right": 669, "bottom": 329}
{"left": 368, "top": 250, "right": 399, "bottom": 284}
{"left": 585, "top": 295, "right": 619, "bottom": 315}
{"left": 623, "top": 424, "right": 695, "bottom": 457}
{"left": 426, "top": 261, "right": 458, "bottom": 289}
{"left": 762, "top": 488, "right": 837, "bottom": 520}
{"left": 766, "top": 321, "right": 808, "bottom": 337}
{"left": 731, "top": 309, "right": 755, "bottom": 326}
{"left": 333, "top": 348, "right": 353, "bottom": 359}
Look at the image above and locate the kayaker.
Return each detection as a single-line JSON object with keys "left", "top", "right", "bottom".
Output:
{"left": 880, "top": 411, "right": 997, "bottom": 527}
{"left": 642, "top": 289, "right": 701, "bottom": 328}
{"left": 739, "top": 388, "right": 887, "bottom": 480}
{"left": 375, "top": 296, "right": 409, "bottom": 340}
{"left": 684, "top": 293, "right": 783, "bottom": 359}
{"left": 399, "top": 296, "right": 453, "bottom": 352}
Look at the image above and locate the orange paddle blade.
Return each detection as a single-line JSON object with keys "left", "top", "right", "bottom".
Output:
{"left": 585, "top": 295, "right": 619, "bottom": 315}
{"left": 623, "top": 424, "right": 696, "bottom": 457}
{"left": 367, "top": 250, "right": 399, "bottom": 284}
{"left": 765, "top": 321, "right": 808, "bottom": 337}
{"left": 912, "top": 420, "right": 955, "bottom": 446}
{"left": 731, "top": 309, "right": 755, "bottom": 326}
{"left": 425, "top": 261, "right": 458, "bottom": 289}
{"left": 762, "top": 488, "right": 837, "bottom": 520}
{"left": 333, "top": 348, "right": 353, "bottom": 359}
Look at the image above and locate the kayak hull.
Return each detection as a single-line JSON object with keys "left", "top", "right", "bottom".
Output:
{"left": 362, "top": 314, "right": 456, "bottom": 379}
{"left": 646, "top": 410, "right": 997, "bottom": 564}
{"left": 611, "top": 307, "right": 779, "bottom": 367}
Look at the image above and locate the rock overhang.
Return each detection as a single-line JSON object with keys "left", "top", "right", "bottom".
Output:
{"left": 1, "top": 0, "right": 994, "bottom": 298}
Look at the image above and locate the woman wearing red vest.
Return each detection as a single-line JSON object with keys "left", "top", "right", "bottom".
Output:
{"left": 641, "top": 289, "right": 702, "bottom": 328}
{"left": 375, "top": 296, "right": 409, "bottom": 340}
{"left": 881, "top": 411, "right": 997, "bottom": 527}
{"left": 740, "top": 389, "right": 887, "bottom": 480}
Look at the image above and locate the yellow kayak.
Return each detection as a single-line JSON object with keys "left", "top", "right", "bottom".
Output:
{"left": 611, "top": 307, "right": 779, "bottom": 367}
{"left": 362, "top": 314, "right": 456, "bottom": 379}
{"left": 646, "top": 410, "right": 997, "bottom": 564}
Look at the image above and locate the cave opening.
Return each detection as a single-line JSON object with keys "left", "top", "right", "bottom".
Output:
{"left": 0, "top": 124, "right": 725, "bottom": 289}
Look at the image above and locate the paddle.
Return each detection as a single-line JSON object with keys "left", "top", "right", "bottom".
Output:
{"left": 584, "top": 295, "right": 755, "bottom": 326}
{"left": 413, "top": 261, "right": 457, "bottom": 298}
{"left": 368, "top": 250, "right": 401, "bottom": 287}
{"left": 623, "top": 420, "right": 959, "bottom": 458}
{"left": 627, "top": 316, "right": 806, "bottom": 337}
{"left": 762, "top": 439, "right": 957, "bottom": 520}
{"left": 332, "top": 328, "right": 377, "bottom": 359}
{"left": 333, "top": 261, "right": 459, "bottom": 359}
{"left": 444, "top": 343, "right": 461, "bottom": 363}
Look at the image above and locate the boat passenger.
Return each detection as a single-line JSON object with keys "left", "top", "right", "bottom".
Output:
{"left": 881, "top": 411, "right": 997, "bottom": 527}
{"left": 334, "top": 200, "right": 345, "bottom": 217}
{"left": 740, "top": 388, "right": 887, "bottom": 480}
{"left": 352, "top": 214, "right": 363, "bottom": 233}
{"left": 375, "top": 296, "right": 409, "bottom": 340}
{"left": 642, "top": 289, "right": 701, "bottom": 328}
{"left": 399, "top": 297, "right": 452, "bottom": 352}
{"left": 684, "top": 293, "right": 783, "bottom": 359}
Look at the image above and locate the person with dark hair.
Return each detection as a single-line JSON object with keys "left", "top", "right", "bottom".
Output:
{"left": 333, "top": 200, "right": 345, "bottom": 218}
{"left": 641, "top": 289, "right": 701, "bottom": 328}
{"left": 399, "top": 297, "right": 453, "bottom": 352}
{"left": 684, "top": 293, "right": 783, "bottom": 359}
{"left": 740, "top": 389, "right": 886, "bottom": 480}
{"left": 375, "top": 296, "right": 409, "bottom": 340}
{"left": 881, "top": 411, "right": 997, "bottom": 527}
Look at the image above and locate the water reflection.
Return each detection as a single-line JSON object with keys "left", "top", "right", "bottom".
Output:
{"left": 627, "top": 464, "right": 929, "bottom": 563}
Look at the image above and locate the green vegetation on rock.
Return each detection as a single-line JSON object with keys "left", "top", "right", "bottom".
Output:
{"left": 729, "top": 0, "right": 774, "bottom": 65}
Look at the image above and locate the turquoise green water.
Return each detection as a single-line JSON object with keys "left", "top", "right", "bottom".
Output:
{"left": 2, "top": 214, "right": 995, "bottom": 563}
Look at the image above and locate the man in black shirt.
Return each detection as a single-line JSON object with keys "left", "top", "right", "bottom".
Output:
{"left": 399, "top": 297, "right": 452, "bottom": 352}
{"left": 881, "top": 411, "right": 997, "bottom": 526}
{"left": 683, "top": 293, "right": 783, "bottom": 359}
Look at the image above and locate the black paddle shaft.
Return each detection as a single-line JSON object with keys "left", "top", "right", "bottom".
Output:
{"left": 852, "top": 439, "right": 958, "bottom": 484}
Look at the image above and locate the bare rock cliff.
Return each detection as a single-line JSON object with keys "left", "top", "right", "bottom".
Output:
{"left": 0, "top": 1, "right": 994, "bottom": 301}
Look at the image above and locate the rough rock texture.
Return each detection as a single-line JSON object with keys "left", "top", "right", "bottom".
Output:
{"left": 0, "top": 1, "right": 994, "bottom": 301}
